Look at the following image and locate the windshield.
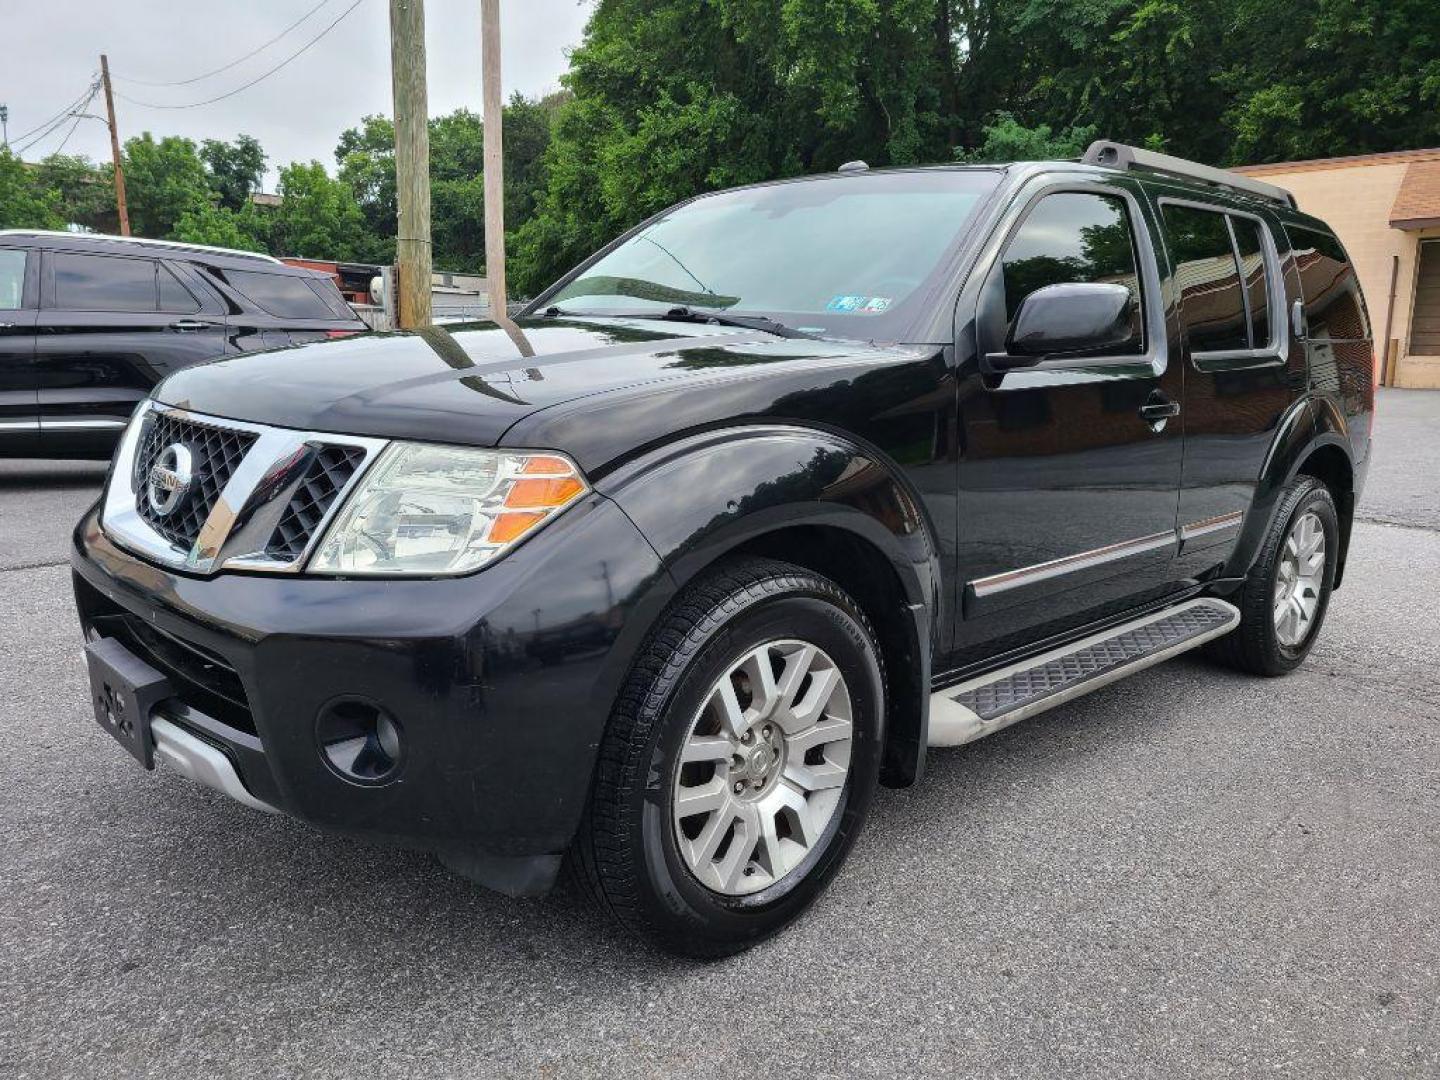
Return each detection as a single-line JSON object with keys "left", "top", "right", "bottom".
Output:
{"left": 545, "top": 169, "right": 999, "bottom": 338}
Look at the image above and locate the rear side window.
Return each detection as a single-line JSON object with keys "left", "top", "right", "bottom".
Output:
{"left": 1000, "top": 190, "right": 1145, "bottom": 354}
{"left": 1289, "top": 227, "right": 1371, "bottom": 341}
{"left": 158, "top": 264, "right": 200, "bottom": 313}
{"left": 0, "top": 249, "right": 25, "bottom": 309}
{"left": 1230, "top": 217, "right": 1271, "bottom": 347}
{"left": 52, "top": 252, "right": 158, "bottom": 311}
{"left": 1160, "top": 205, "right": 1251, "bottom": 353}
{"left": 221, "top": 268, "right": 339, "bottom": 319}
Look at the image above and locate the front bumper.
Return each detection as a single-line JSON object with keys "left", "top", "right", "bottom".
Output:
{"left": 71, "top": 493, "right": 673, "bottom": 892}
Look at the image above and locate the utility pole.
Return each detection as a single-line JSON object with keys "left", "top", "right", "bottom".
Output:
{"left": 480, "top": 0, "right": 506, "bottom": 320}
{"left": 99, "top": 55, "right": 131, "bottom": 236}
{"left": 389, "top": 0, "right": 432, "bottom": 329}
{"left": 0, "top": 105, "right": 9, "bottom": 148}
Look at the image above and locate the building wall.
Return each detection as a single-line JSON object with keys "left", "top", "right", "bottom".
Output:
{"left": 1234, "top": 157, "right": 1440, "bottom": 388}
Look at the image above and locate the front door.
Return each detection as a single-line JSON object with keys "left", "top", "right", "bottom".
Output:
{"left": 950, "top": 181, "right": 1185, "bottom": 668}
{"left": 0, "top": 246, "right": 39, "bottom": 456}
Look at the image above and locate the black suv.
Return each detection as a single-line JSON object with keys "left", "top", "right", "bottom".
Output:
{"left": 0, "top": 231, "right": 365, "bottom": 459}
{"left": 71, "top": 143, "right": 1373, "bottom": 956}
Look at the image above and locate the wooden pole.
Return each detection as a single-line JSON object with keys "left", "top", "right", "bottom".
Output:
{"left": 480, "top": 0, "right": 506, "bottom": 320}
{"left": 99, "top": 54, "right": 131, "bottom": 237}
{"left": 1379, "top": 253, "right": 1400, "bottom": 387}
{"left": 389, "top": 0, "right": 432, "bottom": 329}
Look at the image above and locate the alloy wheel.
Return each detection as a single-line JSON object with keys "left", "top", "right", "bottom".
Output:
{"left": 671, "top": 639, "right": 854, "bottom": 896}
{"left": 1274, "top": 509, "right": 1326, "bottom": 647}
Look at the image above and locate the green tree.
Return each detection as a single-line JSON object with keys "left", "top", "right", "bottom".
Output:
{"left": 270, "top": 160, "right": 370, "bottom": 260}
{"left": 0, "top": 147, "right": 64, "bottom": 229}
{"left": 122, "top": 133, "right": 211, "bottom": 238}
{"left": 172, "top": 203, "right": 269, "bottom": 252}
{"left": 336, "top": 99, "right": 556, "bottom": 273}
{"left": 32, "top": 154, "right": 110, "bottom": 230}
{"left": 200, "top": 135, "right": 267, "bottom": 211}
{"left": 958, "top": 112, "right": 1098, "bottom": 163}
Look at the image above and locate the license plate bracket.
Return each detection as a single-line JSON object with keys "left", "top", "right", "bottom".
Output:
{"left": 84, "top": 637, "right": 173, "bottom": 769}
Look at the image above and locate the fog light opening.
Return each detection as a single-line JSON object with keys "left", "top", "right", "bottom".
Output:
{"left": 316, "top": 698, "right": 403, "bottom": 785}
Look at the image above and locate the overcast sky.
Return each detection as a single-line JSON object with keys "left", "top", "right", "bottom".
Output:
{"left": 0, "top": 0, "right": 593, "bottom": 187}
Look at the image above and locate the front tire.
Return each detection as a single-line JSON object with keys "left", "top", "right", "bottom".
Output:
{"left": 1208, "top": 476, "right": 1339, "bottom": 676}
{"left": 573, "top": 557, "right": 884, "bottom": 958}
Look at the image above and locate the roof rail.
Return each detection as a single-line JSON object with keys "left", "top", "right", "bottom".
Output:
{"left": 1081, "top": 140, "right": 1297, "bottom": 209}
{"left": 0, "top": 229, "right": 283, "bottom": 264}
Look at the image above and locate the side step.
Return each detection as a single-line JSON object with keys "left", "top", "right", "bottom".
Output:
{"left": 927, "top": 598, "right": 1239, "bottom": 748}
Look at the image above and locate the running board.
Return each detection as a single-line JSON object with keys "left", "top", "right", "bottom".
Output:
{"left": 927, "top": 598, "right": 1240, "bottom": 747}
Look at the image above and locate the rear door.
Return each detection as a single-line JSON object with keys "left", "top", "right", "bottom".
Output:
{"left": 1152, "top": 193, "right": 1304, "bottom": 581}
{"left": 0, "top": 246, "right": 39, "bottom": 455}
{"left": 34, "top": 249, "right": 228, "bottom": 455}
{"left": 951, "top": 178, "right": 1186, "bottom": 665}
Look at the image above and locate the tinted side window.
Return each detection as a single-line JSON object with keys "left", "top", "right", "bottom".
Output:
{"left": 1161, "top": 205, "right": 1248, "bottom": 353}
{"left": 158, "top": 264, "right": 201, "bottom": 313}
{"left": 0, "top": 249, "right": 25, "bottom": 309}
{"left": 1001, "top": 191, "right": 1144, "bottom": 354}
{"left": 1290, "top": 227, "right": 1370, "bottom": 341}
{"left": 1230, "top": 217, "right": 1272, "bottom": 347}
{"left": 53, "top": 252, "right": 157, "bottom": 312}
{"left": 222, "top": 269, "right": 336, "bottom": 319}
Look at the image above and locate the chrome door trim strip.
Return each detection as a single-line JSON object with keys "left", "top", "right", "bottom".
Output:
{"left": 1179, "top": 510, "right": 1243, "bottom": 543}
{"left": 969, "top": 529, "right": 1178, "bottom": 599}
{"left": 40, "top": 418, "right": 129, "bottom": 430}
{"left": 0, "top": 419, "right": 40, "bottom": 431}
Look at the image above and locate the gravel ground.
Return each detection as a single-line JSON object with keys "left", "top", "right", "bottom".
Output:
{"left": 1, "top": 390, "right": 1437, "bottom": 1079}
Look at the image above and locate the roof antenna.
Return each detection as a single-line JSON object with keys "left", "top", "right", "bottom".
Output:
{"left": 838, "top": 160, "right": 869, "bottom": 172}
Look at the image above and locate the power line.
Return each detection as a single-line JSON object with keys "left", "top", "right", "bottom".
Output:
{"left": 8, "top": 79, "right": 98, "bottom": 146}
{"left": 14, "top": 82, "right": 100, "bottom": 157}
{"left": 115, "top": 0, "right": 369, "bottom": 111}
{"left": 47, "top": 85, "right": 104, "bottom": 158}
{"left": 114, "top": 0, "right": 336, "bottom": 87}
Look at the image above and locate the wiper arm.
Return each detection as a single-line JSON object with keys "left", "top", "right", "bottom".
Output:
{"left": 647, "top": 306, "right": 817, "bottom": 340}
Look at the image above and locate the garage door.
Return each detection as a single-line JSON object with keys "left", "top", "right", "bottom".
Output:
{"left": 1413, "top": 240, "right": 1440, "bottom": 355}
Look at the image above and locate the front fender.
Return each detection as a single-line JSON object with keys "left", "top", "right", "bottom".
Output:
{"left": 597, "top": 424, "right": 941, "bottom": 613}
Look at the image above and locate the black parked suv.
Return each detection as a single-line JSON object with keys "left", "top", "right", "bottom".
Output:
{"left": 71, "top": 143, "right": 1373, "bottom": 956}
{"left": 0, "top": 231, "right": 365, "bottom": 459}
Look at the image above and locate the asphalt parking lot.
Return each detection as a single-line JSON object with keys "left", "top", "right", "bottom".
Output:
{"left": 2, "top": 390, "right": 1437, "bottom": 1079}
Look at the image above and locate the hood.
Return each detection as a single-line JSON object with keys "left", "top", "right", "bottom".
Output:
{"left": 155, "top": 315, "right": 938, "bottom": 472}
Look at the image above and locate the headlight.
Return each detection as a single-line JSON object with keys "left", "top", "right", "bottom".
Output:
{"left": 309, "top": 443, "right": 588, "bottom": 576}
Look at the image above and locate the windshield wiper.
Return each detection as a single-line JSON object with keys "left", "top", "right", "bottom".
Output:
{"left": 641, "top": 306, "right": 817, "bottom": 340}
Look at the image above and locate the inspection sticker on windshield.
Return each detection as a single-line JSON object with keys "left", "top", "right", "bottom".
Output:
{"left": 826, "top": 295, "right": 892, "bottom": 314}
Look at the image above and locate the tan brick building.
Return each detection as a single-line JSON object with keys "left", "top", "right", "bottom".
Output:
{"left": 1234, "top": 148, "right": 1440, "bottom": 389}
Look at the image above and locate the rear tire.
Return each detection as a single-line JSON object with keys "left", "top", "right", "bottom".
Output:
{"left": 573, "top": 557, "right": 884, "bottom": 958}
{"left": 1207, "top": 476, "right": 1338, "bottom": 676}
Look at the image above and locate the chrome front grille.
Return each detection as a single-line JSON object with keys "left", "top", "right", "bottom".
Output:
{"left": 264, "top": 444, "right": 367, "bottom": 561}
{"left": 102, "top": 402, "right": 388, "bottom": 576}
{"left": 133, "top": 411, "right": 257, "bottom": 549}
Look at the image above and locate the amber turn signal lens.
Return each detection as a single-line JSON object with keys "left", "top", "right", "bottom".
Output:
{"left": 488, "top": 511, "right": 547, "bottom": 544}
{"left": 520, "top": 455, "right": 574, "bottom": 475}
{"left": 504, "top": 476, "right": 584, "bottom": 509}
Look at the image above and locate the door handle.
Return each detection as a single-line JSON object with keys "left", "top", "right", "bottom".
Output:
{"left": 168, "top": 319, "right": 212, "bottom": 331}
{"left": 1139, "top": 393, "right": 1181, "bottom": 424}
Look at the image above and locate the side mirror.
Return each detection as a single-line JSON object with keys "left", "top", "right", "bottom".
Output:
{"left": 1004, "top": 282, "right": 1135, "bottom": 358}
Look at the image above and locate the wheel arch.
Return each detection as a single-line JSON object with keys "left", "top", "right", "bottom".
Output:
{"left": 599, "top": 424, "right": 942, "bottom": 789}
{"left": 1228, "top": 398, "right": 1358, "bottom": 589}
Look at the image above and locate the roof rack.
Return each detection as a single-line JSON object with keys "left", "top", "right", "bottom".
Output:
{"left": 0, "top": 229, "right": 283, "bottom": 264}
{"left": 1081, "top": 140, "right": 1296, "bottom": 209}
